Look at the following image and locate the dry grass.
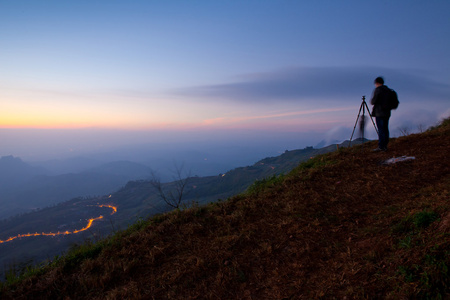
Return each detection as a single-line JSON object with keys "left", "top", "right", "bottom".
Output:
{"left": 1, "top": 118, "right": 449, "bottom": 299}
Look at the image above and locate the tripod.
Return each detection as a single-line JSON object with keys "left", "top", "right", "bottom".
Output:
{"left": 349, "top": 96, "right": 378, "bottom": 147}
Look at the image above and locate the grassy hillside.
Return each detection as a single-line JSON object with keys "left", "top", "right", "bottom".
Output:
{"left": 1, "top": 118, "right": 449, "bottom": 299}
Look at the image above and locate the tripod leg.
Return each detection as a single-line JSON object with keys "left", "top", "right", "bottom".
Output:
{"left": 363, "top": 101, "right": 379, "bottom": 135}
{"left": 349, "top": 102, "right": 364, "bottom": 146}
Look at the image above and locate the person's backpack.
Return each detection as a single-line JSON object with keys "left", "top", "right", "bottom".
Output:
{"left": 388, "top": 88, "right": 399, "bottom": 110}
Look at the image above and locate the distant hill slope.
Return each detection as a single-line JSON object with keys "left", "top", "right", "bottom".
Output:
{"left": 1, "top": 119, "right": 449, "bottom": 298}
{"left": 0, "top": 156, "right": 48, "bottom": 188}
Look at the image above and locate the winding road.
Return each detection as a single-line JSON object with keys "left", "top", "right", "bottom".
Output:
{"left": 0, "top": 204, "right": 117, "bottom": 244}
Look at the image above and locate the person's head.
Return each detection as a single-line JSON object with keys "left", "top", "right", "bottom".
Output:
{"left": 374, "top": 76, "right": 384, "bottom": 87}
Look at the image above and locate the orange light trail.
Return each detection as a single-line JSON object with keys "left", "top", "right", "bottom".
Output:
{"left": 0, "top": 204, "right": 117, "bottom": 244}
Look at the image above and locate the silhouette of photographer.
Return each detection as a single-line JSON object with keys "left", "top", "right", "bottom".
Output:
{"left": 370, "top": 76, "right": 395, "bottom": 152}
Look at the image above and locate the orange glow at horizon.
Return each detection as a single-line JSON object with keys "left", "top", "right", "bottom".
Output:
{"left": 0, "top": 204, "right": 117, "bottom": 244}
{"left": 0, "top": 105, "right": 354, "bottom": 132}
{"left": 0, "top": 97, "right": 187, "bottom": 130}
{"left": 0, "top": 115, "right": 197, "bottom": 130}
{"left": 0, "top": 115, "right": 129, "bottom": 129}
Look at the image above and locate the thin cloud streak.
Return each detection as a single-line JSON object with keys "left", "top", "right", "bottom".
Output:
{"left": 202, "top": 106, "right": 354, "bottom": 126}
{"left": 175, "top": 66, "right": 450, "bottom": 104}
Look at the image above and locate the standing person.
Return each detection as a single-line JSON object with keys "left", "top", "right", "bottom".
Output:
{"left": 370, "top": 76, "right": 393, "bottom": 151}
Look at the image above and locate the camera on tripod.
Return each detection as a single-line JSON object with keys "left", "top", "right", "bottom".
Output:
{"left": 349, "top": 95, "right": 378, "bottom": 147}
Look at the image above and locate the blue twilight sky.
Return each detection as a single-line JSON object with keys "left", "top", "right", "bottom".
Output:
{"left": 1, "top": 1, "right": 449, "bottom": 160}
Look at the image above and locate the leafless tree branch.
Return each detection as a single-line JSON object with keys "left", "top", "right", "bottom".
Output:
{"left": 150, "top": 163, "right": 192, "bottom": 209}
{"left": 398, "top": 126, "right": 411, "bottom": 136}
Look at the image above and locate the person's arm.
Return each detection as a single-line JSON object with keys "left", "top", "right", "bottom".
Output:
{"left": 370, "top": 87, "right": 380, "bottom": 105}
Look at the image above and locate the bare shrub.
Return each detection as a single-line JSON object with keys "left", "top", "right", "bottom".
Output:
{"left": 150, "top": 163, "right": 192, "bottom": 209}
{"left": 398, "top": 126, "right": 411, "bottom": 136}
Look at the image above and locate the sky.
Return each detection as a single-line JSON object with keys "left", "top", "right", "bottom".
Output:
{"left": 1, "top": 0, "right": 449, "bottom": 161}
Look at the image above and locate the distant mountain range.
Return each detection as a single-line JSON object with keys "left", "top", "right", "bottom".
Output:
{"left": 0, "top": 156, "right": 48, "bottom": 189}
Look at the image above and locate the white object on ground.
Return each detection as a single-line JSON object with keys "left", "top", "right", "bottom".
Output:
{"left": 382, "top": 156, "right": 416, "bottom": 165}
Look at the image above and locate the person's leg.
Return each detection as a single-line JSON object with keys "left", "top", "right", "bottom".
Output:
{"left": 384, "top": 117, "right": 390, "bottom": 149}
{"left": 376, "top": 117, "right": 389, "bottom": 150}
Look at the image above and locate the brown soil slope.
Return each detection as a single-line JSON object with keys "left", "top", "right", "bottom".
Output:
{"left": 2, "top": 119, "right": 450, "bottom": 299}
